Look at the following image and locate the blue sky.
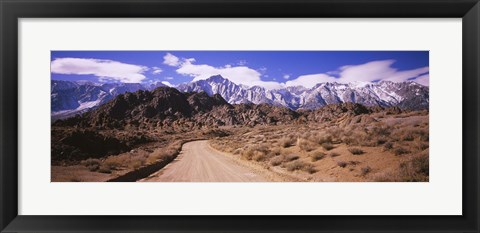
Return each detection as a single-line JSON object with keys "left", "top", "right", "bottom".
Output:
{"left": 51, "top": 51, "right": 429, "bottom": 89}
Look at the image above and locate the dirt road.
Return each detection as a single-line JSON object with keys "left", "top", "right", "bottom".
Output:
{"left": 141, "top": 140, "right": 269, "bottom": 182}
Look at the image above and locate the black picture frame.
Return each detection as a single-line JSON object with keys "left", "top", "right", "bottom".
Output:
{"left": 1, "top": 0, "right": 479, "bottom": 232}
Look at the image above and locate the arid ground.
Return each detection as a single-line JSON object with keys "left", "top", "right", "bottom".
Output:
{"left": 52, "top": 106, "right": 428, "bottom": 182}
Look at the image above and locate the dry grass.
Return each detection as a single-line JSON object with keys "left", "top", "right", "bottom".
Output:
{"left": 270, "top": 156, "right": 284, "bottom": 166}
{"left": 285, "top": 160, "right": 317, "bottom": 174}
{"left": 146, "top": 146, "right": 178, "bottom": 164}
{"left": 209, "top": 110, "right": 429, "bottom": 182}
{"left": 394, "top": 147, "right": 410, "bottom": 156}
{"left": 241, "top": 144, "right": 271, "bottom": 161}
{"left": 280, "top": 136, "right": 296, "bottom": 148}
{"left": 82, "top": 158, "right": 101, "bottom": 172}
{"left": 348, "top": 148, "right": 364, "bottom": 155}
{"left": 361, "top": 166, "right": 372, "bottom": 176}
{"left": 398, "top": 154, "right": 429, "bottom": 181}
{"left": 330, "top": 152, "right": 340, "bottom": 157}
{"left": 321, "top": 143, "right": 334, "bottom": 151}
{"left": 284, "top": 154, "right": 300, "bottom": 162}
{"left": 312, "top": 132, "right": 333, "bottom": 145}
{"left": 383, "top": 142, "right": 393, "bottom": 151}
{"left": 337, "top": 161, "right": 348, "bottom": 168}
{"left": 298, "top": 138, "right": 317, "bottom": 152}
{"left": 310, "top": 151, "right": 325, "bottom": 162}
{"left": 374, "top": 153, "right": 429, "bottom": 182}
{"left": 79, "top": 140, "right": 184, "bottom": 175}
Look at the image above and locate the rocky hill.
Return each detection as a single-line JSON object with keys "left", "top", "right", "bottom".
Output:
{"left": 54, "top": 86, "right": 404, "bottom": 132}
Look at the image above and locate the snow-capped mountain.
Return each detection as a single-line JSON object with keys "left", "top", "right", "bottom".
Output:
{"left": 51, "top": 80, "right": 166, "bottom": 120}
{"left": 176, "top": 75, "right": 429, "bottom": 110}
{"left": 52, "top": 75, "right": 428, "bottom": 120}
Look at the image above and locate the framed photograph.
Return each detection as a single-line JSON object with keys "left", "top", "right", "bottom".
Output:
{"left": 1, "top": 0, "right": 479, "bottom": 232}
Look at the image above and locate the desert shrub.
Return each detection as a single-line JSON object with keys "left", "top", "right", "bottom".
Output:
{"left": 330, "top": 152, "right": 340, "bottom": 157}
{"left": 398, "top": 154, "right": 429, "bottom": 181}
{"left": 341, "top": 134, "right": 359, "bottom": 146}
{"left": 286, "top": 161, "right": 304, "bottom": 171}
{"left": 414, "top": 129, "right": 429, "bottom": 142}
{"left": 410, "top": 155, "right": 429, "bottom": 175}
{"left": 383, "top": 142, "right": 393, "bottom": 151}
{"left": 341, "top": 131, "right": 371, "bottom": 146}
{"left": 83, "top": 158, "right": 101, "bottom": 172}
{"left": 242, "top": 144, "right": 271, "bottom": 161}
{"left": 310, "top": 151, "right": 325, "bottom": 162}
{"left": 374, "top": 154, "right": 429, "bottom": 182}
{"left": 241, "top": 149, "right": 255, "bottom": 160}
{"left": 233, "top": 148, "right": 243, "bottom": 155}
{"left": 97, "top": 165, "right": 112, "bottom": 174}
{"left": 348, "top": 160, "right": 361, "bottom": 166}
{"left": 146, "top": 143, "right": 182, "bottom": 164}
{"left": 147, "top": 147, "right": 177, "bottom": 164}
{"left": 286, "top": 161, "right": 316, "bottom": 173}
{"left": 284, "top": 154, "right": 299, "bottom": 162}
{"left": 103, "top": 160, "right": 121, "bottom": 170}
{"left": 349, "top": 148, "right": 364, "bottom": 155}
{"left": 313, "top": 133, "right": 333, "bottom": 144}
{"left": 376, "top": 137, "right": 388, "bottom": 145}
{"left": 361, "top": 166, "right": 372, "bottom": 175}
{"left": 83, "top": 158, "right": 100, "bottom": 166}
{"left": 301, "top": 132, "right": 312, "bottom": 140}
{"left": 371, "top": 124, "right": 392, "bottom": 136}
{"left": 415, "top": 142, "right": 429, "bottom": 151}
{"left": 337, "top": 161, "right": 347, "bottom": 168}
{"left": 298, "top": 138, "right": 317, "bottom": 152}
{"left": 252, "top": 151, "right": 269, "bottom": 162}
{"left": 372, "top": 172, "right": 397, "bottom": 182}
{"left": 280, "top": 136, "right": 296, "bottom": 148}
{"left": 268, "top": 147, "right": 282, "bottom": 157}
{"left": 394, "top": 147, "right": 410, "bottom": 156}
{"left": 304, "top": 164, "right": 317, "bottom": 174}
{"left": 131, "top": 160, "right": 143, "bottom": 169}
{"left": 321, "top": 142, "right": 334, "bottom": 151}
{"left": 270, "top": 156, "right": 284, "bottom": 166}
{"left": 325, "top": 128, "right": 343, "bottom": 141}
{"left": 402, "top": 132, "right": 415, "bottom": 141}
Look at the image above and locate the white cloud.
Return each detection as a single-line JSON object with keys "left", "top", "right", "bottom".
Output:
{"left": 338, "top": 60, "right": 396, "bottom": 83}
{"left": 163, "top": 53, "right": 180, "bottom": 66}
{"left": 383, "top": 67, "right": 429, "bottom": 82}
{"left": 152, "top": 66, "right": 163, "bottom": 75}
{"left": 285, "top": 74, "right": 337, "bottom": 88}
{"left": 282, "top": 60, "right": 429, "bottom": 88}
{"left": 51, "top": 58, "right": 148, "bottom": 83}
{"left": 413, "top": 74, "right": 429, "bottom": 86}
{"left": 168, "top": 53, "right": 429, "bottom": 90}
{"left": 165, "top": 77, "right": 174, "bottom": 80}
{"left": 176, "top": 59, "right": 283, "bottom": 90}
{"left": 336, "top": 60, "right": 429, "bottom": 83}
{"left": 161, "top": 81, "right": 174, "bottom": 87}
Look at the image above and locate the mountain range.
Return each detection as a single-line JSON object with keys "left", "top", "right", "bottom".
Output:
{"left": 51, "top": 75, "right": 428, "bottom": 120}
{"left": 55, "top": 86, "right": 390, "bottom": 131}
{"left": 51, "top": 80, "right": 167, "bottom": 120}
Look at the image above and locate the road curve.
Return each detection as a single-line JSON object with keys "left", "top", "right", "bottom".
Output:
{"left": 141, "top": 140, "right": 269, "bottom": 182}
